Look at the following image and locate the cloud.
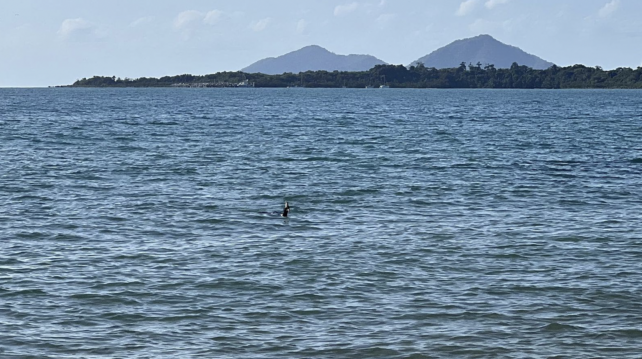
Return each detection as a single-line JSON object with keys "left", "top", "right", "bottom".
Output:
{"left": 334, "top": 2, "right": 359, "bottom": 16}
{"left": 173, "top": 9, "right": 228, "bottom": 31}
{"left": 598, "top": 0, "right": 620, "bottom": 17}
{"left": 130, "top": 16, "right": 153, "bottom": 27}
{"left": 456, "top": 0, "right": 478, "bottom": 16}
{"left": 174, "top": 10, "right": 203, "bottom": 29}
{"left": 204, "top": 10, "right": 224, "bottom": 25}
{"left": 485, "top": 0, "right": 511, "bottom": 9}
{"left": 57, "top": 18, "right": 97, "bottom": 39}
{"left": 251, "top": 18, "right": 272, "bottom": 32}
{"left": 296, "top": 19, "right": 308, "bottom": 34}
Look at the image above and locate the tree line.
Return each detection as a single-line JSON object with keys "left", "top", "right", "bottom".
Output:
{"left": 71, "top": 62, "right": 642, "bottom": 89}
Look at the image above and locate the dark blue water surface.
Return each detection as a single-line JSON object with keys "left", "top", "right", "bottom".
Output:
{"left": 1, "top": 88, "right": 642, "bottom": 358}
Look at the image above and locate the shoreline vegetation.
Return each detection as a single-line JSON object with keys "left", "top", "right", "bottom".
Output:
{"left": 69, "top": 63, "right": 642, "bottom": 89}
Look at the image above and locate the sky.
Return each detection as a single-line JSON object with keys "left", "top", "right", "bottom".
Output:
{"left": 1, "top": 0, "right": 642, "bottom": 87}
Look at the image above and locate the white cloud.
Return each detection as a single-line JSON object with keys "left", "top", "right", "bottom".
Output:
{"left": 174, "top": 10, "right": 203, "bottom": 30}
{"left": 334, "top": 2, "right": 359, "bottom": 16}
{"left": 485, "top": 0, "right": 511, "bottom": 10}
{"left": 251, "top": 18, "right": 272, "bottom": 32}
{"left": 598, "top": 0, "right": 620, "bottom": 17}
{"left": 57, "top": 18, "right": 96, "bottom": 39}
{"left": 204, "top": 10, "right": 224, "bottom": 25}
{"left": 173, "top": 9, "right": 228, "bottom": 31}
{"left": 456, "top": 0, "right": 479, "bottom": 16}
{"left": 130, "top": 16, "right": 153, "bottom": 27}
{"left": 296, "top": 19, "right": 308, "bottom": 34}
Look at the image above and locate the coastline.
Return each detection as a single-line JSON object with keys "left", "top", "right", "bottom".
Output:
{"left": 66, "top": 63, "right": 642, "bottom": 89}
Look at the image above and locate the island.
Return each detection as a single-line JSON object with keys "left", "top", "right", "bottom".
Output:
{"left": 69, "top": 63, "right": 642, "bottom": 89}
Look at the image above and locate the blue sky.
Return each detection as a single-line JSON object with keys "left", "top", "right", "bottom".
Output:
{"left": 1, "top": 0, "right": 641, "bottom": 87}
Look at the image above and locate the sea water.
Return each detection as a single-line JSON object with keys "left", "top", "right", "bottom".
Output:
{"left": 1, "top": 88, "right": 641, "bottom": 358}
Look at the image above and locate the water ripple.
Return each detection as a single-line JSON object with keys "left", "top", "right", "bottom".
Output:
{"left": 1, "top": 88, "right": 642, "bottom": 358}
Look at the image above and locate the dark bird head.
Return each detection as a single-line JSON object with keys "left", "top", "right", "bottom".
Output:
{"left": 282, "top": 202, "right": 290, "bottom": 217}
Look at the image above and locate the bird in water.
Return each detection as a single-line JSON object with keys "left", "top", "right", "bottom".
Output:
{"left": 281, "top": 202, "right": 290, "bottom": 217}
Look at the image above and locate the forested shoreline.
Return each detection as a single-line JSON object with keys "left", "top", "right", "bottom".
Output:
{"left": 70, "top": 62, "right": 642, "bottom": 89}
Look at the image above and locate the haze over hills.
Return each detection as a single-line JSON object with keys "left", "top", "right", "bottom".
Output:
{"left": 411, "top": 34, "right": 554, "bottom": 70}
{"left": 242, "top": 45, "right": 387, "bottom": 74}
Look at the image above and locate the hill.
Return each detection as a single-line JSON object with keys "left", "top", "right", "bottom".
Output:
{"left": 241, "top": 45, "right": 387, "bottom": 74}
{"left": 411, "top": 34, "right": 554, "bottom": 70}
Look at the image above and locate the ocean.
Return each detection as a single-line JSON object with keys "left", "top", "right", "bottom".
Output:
{"left": 1, "top": 88, "right": 641, "bottom": 358}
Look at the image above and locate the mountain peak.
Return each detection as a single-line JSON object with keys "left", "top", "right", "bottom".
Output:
{"left": 412, "top": 35, "right": 554, "bottom": 70}
{"left": 242, "top": 45, "right": 386, "bottom": 74}
{"left": 300, "top": 44, "right": 327, "bottom": 51}
{"left": 474, "top": 34, "right": 495, "bottom": 39}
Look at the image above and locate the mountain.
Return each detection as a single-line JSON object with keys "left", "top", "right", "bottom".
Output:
{"left": 411, "top": 34, "right": 554, "bottom": 70}
{"left": 241, "top": 45, "right": 387, "bottom": 74}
